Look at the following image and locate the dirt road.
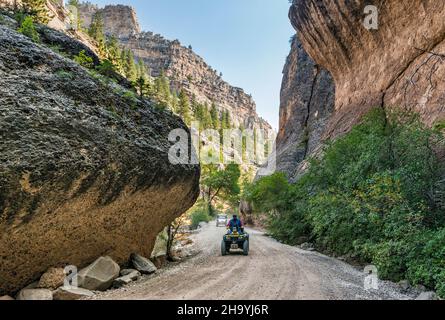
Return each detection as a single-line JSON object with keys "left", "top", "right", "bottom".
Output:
{"left": 90, "top": 223, "right": 412, "bottom": 300}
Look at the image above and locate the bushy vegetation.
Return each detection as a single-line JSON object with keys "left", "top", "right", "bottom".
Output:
{"left": 73, "top": 50, "right": 94, "bottom": 68}
{"left": 19, "top": 0, "right": 49, "bottom": 24}
{"left": 18, "top": 15, "right": 39, "bottom": 42}
{"left": 245, "top": 109, "right": 445, "bottom": 296}
{"left": 189, "top": 201, "right": 212, "bottom": 229}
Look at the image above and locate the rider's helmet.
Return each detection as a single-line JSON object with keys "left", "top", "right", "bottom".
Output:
{"left": 233, "top": 214, "right": 238, "bottom": 220}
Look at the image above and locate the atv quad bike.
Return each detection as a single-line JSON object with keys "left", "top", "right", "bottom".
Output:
{"left": 221, "top": 227, "right": 249, "bottom": 256}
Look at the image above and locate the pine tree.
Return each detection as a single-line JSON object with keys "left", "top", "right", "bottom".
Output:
{"left": 221, "top": 110, "right": 232, "bottom": 129}
{"left": 210, "top": 103, "right": 219, "bottom": 129}
{"left": 135, "top": 59, "right": 149, "bottom": 97}
{"left": 106, "top": 36, "right": 122, "bottom": 71}
{"left": 18, "top": 15, "right": 40, "bottom": 42}
{"left": 21, "top": 0, "right": 49, "bottom": 24}
{"left": 225, "top": 110, "right": 232, "bottom": 128}
{"left": 221, "top": 110, "right": 227, "bottom": 129}
{"left": 67, "top": 0, "right": 82, "bottom": 30}
{"left": 190, "top": 94, "right": 198, "bottom": 114}
{"left": 89, "top": 12, "right": 105, "bottom": 54}
{"left": 178, "top": 90, "right": 192, "bottom": 125}
{"left": 202, "top": 103, "right": 212, "bottom": 129}
{"left": 119, "top": 49, "right": 127, "bottom": 75}
{"left": 123, "top": 49, "right": 137, "bottom": 82}
{"left": 153, "top": 71, "right": 171, "bottom": 109}
{"left": 170, "top": 91, "right": 179, "bottom": 113}
{"left": 193, "top": 102, "right": 203, "bottom": 123}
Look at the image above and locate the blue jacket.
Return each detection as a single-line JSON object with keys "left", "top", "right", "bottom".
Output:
{"left": 227, "top": 218, "right": 243, "bottom": 230}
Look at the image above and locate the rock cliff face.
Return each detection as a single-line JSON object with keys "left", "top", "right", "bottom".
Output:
{"left": 79, "top": 3, "right": 140, "bottom": 38}
{"left": 276, "top": 35, "right": 334, "bottom": 181}
{"left": 78, "top": 4, "right": 272, "bottom": 133}
{"left": 276, "top": 0, "right": 445, "bottom": 179}
{"left": 290, "top": 0, "right": 445, "bottom": 139}
{"left": 0, "top": 21, "right": 200, "bottom": 295}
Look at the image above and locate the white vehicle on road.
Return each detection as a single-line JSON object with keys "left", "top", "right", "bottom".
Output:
{"left": 216, "top": 215, "right": 228, "bottom": 227}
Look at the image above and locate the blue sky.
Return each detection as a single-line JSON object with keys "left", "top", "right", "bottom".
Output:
{"left": 84, "top": 0, "right": 295, "bottom": 129}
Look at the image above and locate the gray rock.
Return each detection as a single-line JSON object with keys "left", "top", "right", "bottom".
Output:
{"left": 120, "top": 269, "right": 139, "bottom": 277}
{"left": 0, "top": 14, "right": 18, "bottom": 29}
{"left": 300, "top": 243, "right": 316, "bottom": 251}
{"left": 37, "top": 25, "right": 100, "bottom": 65}
{"left": 16, "top": 289, "right": 53, "bottom": 301}
{"left": 171, "top": 256, "right": 182, "bottom": 262}
{"left": 415, "top": 291, "right": 438, "bottom": 301}
{"left": 416, "top": 284, "right": 427, "bottom": 292}
{"left": 78, "top": 257, "right": 120, "bottom": 291}
{"left": 0, "top": 295, "right": 14, "bottom": 300}
{"left": 131, "top": 254, "right": 157, "bottom": 274}
{"left": 53, "top": 287, "right": 95, "bottom": 300}
{"left": 398, "top": 280, "right": 410, "bottom": 292}
{"left": 112, "top": 270, "right": 141, "bottom": 288}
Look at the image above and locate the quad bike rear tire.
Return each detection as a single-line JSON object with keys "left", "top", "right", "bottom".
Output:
{"left": 243, "top": 240, "right": 249, "bottom": 256}
{"left": 221, "top": 240, "right": 227, "bottom": 256}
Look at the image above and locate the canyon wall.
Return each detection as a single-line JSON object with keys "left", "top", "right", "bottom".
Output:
{"left": 78, "top": 4, "right": 272, "bottom": 133}
{"left": 290, "top": 0, "right": 445, "bottom": 139}
{"left": 277, "top": 0, "right": 445, "bottom": 179}
{"left": 276, "top": 35, "right": 334, "bottom": 181}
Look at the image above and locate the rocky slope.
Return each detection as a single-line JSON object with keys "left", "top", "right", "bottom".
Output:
{"left": 78, "top": 3, "right": 272, "bottom": 133}
{"left": 0, "top": 18, "right": 200, "bottom": 295}
{"left": 289, "top": 0, "right": 445, "bottom": 139}
{"left": 276, "top": 35, "right": 335, "bottom": 181}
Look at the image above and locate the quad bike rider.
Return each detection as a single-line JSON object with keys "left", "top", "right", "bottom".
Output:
{"left": 221, "top": 215, "right": 249, "bottom": 256}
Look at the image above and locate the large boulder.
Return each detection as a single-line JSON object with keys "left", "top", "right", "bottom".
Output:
{"left": 0, "top": 24, "right": 200, "bottom": 295}
{"left": 16, "top": 289, "right": 53, "bottom": 301}
{"left": 290, "top": 0, "right": 445, "bottom": 140}
{"left": 131, "top": 253, "right": 157, "bottom": 275}
{"left": 78, "top": 257, "right": 120, "bottom": 291}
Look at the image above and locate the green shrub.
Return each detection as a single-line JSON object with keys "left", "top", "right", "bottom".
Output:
{"left": 14, "top": 11, "right": 28, "bottom": 25}
{"left": 434, "top": 120, "right": 445, "bottom": 131}
{"left": 122, "top": 90, "right": 138, "bottom": 110}
{"left": 73, "top": 50, "right": 94, "bottom": 69}
{"left": 190, "top": 209, "right": 211, "bottom": 230}
{"left": 18, "top": 15, "right": 39, "bottom": 42}
{"left": 96, "top": 59, "right": 116, "bottom": 78}
{"left": 406, "top": 228, "right": 445, "bottom": 293}
{"left": 248, "top": 108, "right": 445, "bottom": 296}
